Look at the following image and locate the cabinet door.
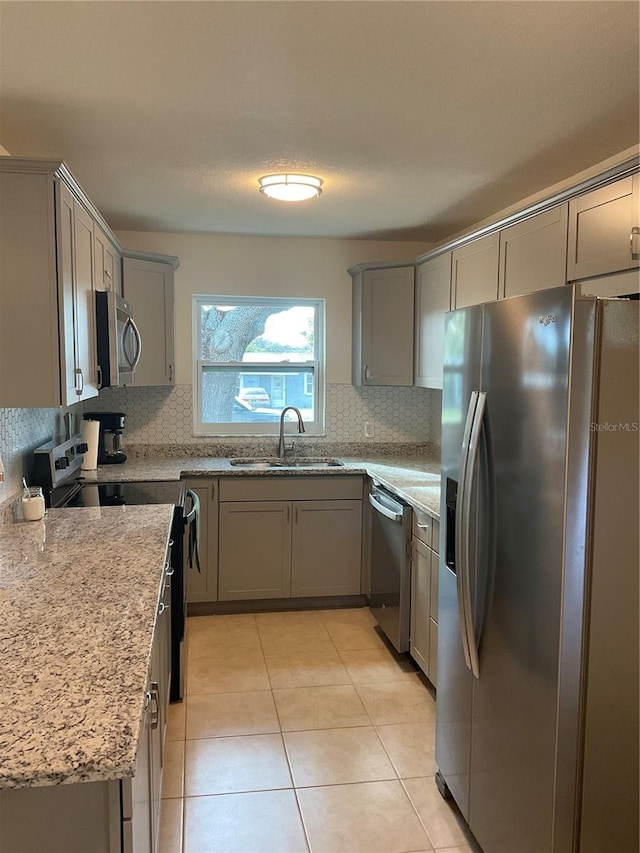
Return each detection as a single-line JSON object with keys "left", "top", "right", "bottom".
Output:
{"left": 452, "top": 232, "right": 499, "bottom": 309}
{"left": 291, "top": 500, "right": 362, "bottom": 596}
{"left": 94, "top": 225, "right": 122, "bottom": 295}
{"left": 410, "top": 537, "right": 431, "bottom": 678}
{"left": 356, "top": 266, "right": 415, "bottom": 385}
{"left": 219, "top": 501, "right": 292, "bottom": 600}
{"left": 185, "top": 480, "right": 219, "bottom": 604}
{"left": 72, "top": 200, "right": 99, "bottom": 402}
{"left": 568, "top": 174, "right": 640, "bottom": 280}
{"left": 123, "top": 257, "right": 175, "bottom": 386}
{"left": 499, "top": 205, "right": 568, "bottom": 299}
{"left": 414, "top": 253, "right": 452, "bottom": 389}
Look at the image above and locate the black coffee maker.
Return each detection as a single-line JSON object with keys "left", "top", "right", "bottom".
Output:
{"left": 83, "top": 412, "right": 127, "bottom": 464}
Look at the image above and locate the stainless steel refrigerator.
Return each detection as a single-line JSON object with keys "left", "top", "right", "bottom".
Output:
{"left": 436, "top": 285, "right": 639, "bottom": 853}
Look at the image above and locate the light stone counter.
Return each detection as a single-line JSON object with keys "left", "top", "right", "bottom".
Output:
{"left": 0, "top": 504, "right": 174, "bottom": 789}
{"left": 79, "top": 455, "right": 442, "bottom": 518}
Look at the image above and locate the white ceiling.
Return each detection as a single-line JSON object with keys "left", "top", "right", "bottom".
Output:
{"left": 0, "top": 1, "right": 638, "bottom": 242}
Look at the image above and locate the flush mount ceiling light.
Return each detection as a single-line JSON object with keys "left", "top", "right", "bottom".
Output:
{"left": 258, "top": 173, "right": 323, "bottom": 202}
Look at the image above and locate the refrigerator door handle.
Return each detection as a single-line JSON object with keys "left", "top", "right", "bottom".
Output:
{"left": 463, "top": 390, "right": 487, "bottom": 679}
{"left": 456, "top": 390, "right": 478, "bottom": 671}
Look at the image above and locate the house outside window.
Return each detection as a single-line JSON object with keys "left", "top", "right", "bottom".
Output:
{"left": 193, "top": 296, "right": 325, "bottom": 436}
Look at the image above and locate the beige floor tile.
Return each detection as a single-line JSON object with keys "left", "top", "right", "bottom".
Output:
{"left": 187, "top": 617, "right": 262, "bottom": 660}
{"left": 186, "top": 690, "right": 280, "bottom": 739}
{"left": 273, "top": 684, "right": 371, "bottom": 732}
{"left": 323, "top": 620, "right": 387, "bottom": 651}
{"left": 284, "top": 726, "right": 396, "bottom": 787}
{"left": 265, "top": 650, "right": 351, "bottom": 689}
{"left": 317, "top": 607, "right": 377, "bottom": 626}
{"left": 184, "top": 733, "right": 292, "bottom": 796}
{"left": 376, "top": 721, "right": 437, "bottom": 778}
{"left": 166, "top": 700, "right": 186, "bottom": 741}
{"left": 157, "top": 798, "right": 183, "bottom": 853}
{"left": 258, "top": 622, "right": 335, "bottom": 657}
{"left": 188, "top": 613, "right": 258, "bottom": 634}
{"left": 339, "top": 647, "right": 417, "bottom": 683}
{"left": 183, "top": 789, "right": 308, "bottom": 853}
{"left": 255, "top": 609, "right": 325, "bottom": 626}
{"left": 296, "top": 780, "right": 432, "bottom": 852}
{"left": 187, "top": 653, "right": 270, "bottom": 694}
{"left": 355, "top": 675, "right": 436, "bottom": 725}
{"left": 161, "top": 739, "right": 185, "bottom": 799}
{"left": 403, "top": 777, "right": 478, "bottom": 850}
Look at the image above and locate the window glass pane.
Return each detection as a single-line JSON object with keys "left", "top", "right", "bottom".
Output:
{"left": 201, "top": 366, "right": 316, "bottom": 424}
{"left": 199, "top": 303, "right": 315, "bottom": 363}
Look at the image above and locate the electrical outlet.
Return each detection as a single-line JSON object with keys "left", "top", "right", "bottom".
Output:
{"left": 364, "top": 421, "right": 374, "bottom": 438}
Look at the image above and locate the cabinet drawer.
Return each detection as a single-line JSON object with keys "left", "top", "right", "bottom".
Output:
{"left": 219, "top": 476, "right": 363, "bottom": 502}
{"left": 412, "top": 510, "right": 432, "bottom": 546}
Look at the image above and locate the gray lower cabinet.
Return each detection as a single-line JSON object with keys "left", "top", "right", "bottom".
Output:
{"left": 410, "top": 512, "right": 439, "bottom": 686}
{"left": 185, "top": 479, "right": 219, "bottom": 604}
{"left": 0, "top": 565, "right": 171, "bottom": 853}
{"left": 218, "top": 477, "right": 364, "bottom": 602}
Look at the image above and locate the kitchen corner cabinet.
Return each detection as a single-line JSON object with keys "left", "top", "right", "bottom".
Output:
{"left": 414, "top": 253, "right": 452, "bottom": 390}
{"left": 185, "top": 479, "right": 219, "bottom": 604}
{"left": 94, "top": 224, "right": 122, "bottom": 296}
{"left": 0, "top": 170, "right": 99, "bottom": 407}
{"left": 452, "top": 232, "right": 500, "bottom": 309}
{"left": 567, "top": 174, "right": 640, "bottom": 281}
{"left": 351, "top": 264, "right": 415, "bottom": 386}
{"left": 498, "top": 204, "right": 568, "bottom": 299}
{"left": 218, "top": 477, "right": 364, "bottom": 601}
{"left": 410, "top": 511, "right": 439, "bottom": 686}
{"left": 123, "top": 256, "right": 175, "bottom": 386}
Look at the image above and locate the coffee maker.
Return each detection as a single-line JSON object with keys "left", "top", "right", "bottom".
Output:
{"left": 83, "top": 412, "right": 127, "bottom": 464}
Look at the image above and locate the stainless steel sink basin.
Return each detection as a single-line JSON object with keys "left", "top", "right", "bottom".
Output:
{"left": 229, "top": 457, "right": 343, "bottom": 468}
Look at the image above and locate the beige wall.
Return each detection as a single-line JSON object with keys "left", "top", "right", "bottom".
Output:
{"left": 116, "top": 232, "right": 430, "bottom": 385}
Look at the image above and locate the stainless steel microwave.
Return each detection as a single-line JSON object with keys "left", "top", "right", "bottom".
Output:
{"left": 95, "top": 291, "right": 142, "bottom": 387}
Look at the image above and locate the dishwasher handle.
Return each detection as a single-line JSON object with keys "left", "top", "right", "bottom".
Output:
{"left": 368, "top": 491, "right": 403, "bottom": 522}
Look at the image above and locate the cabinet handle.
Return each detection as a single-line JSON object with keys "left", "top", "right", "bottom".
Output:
{"left": 74, "top": 368, "right": 84, "bottom": 396}
{"left": 96, "top": 364, "right": 103, "bottom": 390}
{"left": 364, "top": 365, "right": 372, "bottom": 380}
{"left": 287, "top": 505, "right": 290, "bottom": 524}
{"left": 158, "top": 601, "right": 169, "bottom": 614}
{"left": 150, "top": 683, "right": 160, "bottom": 729}
{"left": 211, "top": 483, "right": 216, "bottom": 500}
{"left": 294, "top": 506, "right": 298, "bottom": 525}
{"left": 631, "top": 227, "right": 640, "bottom": 261}
{"left": 168, "top": 364, "right": 174, "bottom": 382}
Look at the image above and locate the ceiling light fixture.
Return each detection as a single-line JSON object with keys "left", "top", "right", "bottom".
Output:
{"left": 258, "top": 173, "right": 323, "bottom": 202}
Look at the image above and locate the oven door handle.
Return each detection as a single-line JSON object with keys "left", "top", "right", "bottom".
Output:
{"left": 185, "top": 489, "right": 198, "bottom": 525}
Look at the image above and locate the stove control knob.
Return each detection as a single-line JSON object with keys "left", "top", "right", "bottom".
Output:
{"left": 77, "top": 443, "right": 88, "bottom": 453}
{"left": 55, "top": 458, "right": 69, "bottom": 470}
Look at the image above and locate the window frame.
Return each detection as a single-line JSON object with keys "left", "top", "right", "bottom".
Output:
{"left": 192, "top": 295, "right": 325, "bottom": 437}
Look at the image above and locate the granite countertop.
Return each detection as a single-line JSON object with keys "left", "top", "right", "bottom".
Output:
{"left": 0, "top": 504, "right": 174, "bottom": 789}
{"left": 79, "top": 455, "right": 442, "bottom": 518}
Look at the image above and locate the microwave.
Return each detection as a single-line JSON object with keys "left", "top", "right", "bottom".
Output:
{"left": 95, "top": 291, "right": 142, "bottom": 387}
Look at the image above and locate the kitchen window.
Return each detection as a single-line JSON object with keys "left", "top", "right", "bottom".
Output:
{"left": 193, "top": 296, "right": 325, "bottom": 436}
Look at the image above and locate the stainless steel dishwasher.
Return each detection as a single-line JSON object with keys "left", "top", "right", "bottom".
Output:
{"left": 368, "top": 484, "right": 413, "bottom": 653}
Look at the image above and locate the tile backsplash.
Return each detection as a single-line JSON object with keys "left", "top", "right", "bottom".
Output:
{"left": 85, "top": 383, "right": 441, "bottom": 449}
{"left": 0, "top": 403, "right": 83, "bottom": 503}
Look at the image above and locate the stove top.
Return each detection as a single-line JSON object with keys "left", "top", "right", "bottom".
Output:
{"left": 50, "top": 480, "right": 185, "bottom": 509}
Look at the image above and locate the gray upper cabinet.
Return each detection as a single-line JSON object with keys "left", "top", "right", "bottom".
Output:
{"left": 123, "top": 257, "right": 175, "bottom": 386}
{"left": 452, "top": 232, "right": 500, "bottom": 309}
{"left": 568, "top": 174, "right": 640, "bottom": 280}
{"left": 94, "top": 224, "right": 122, "bottom": 296}
{"left": 0, "top": 168, "right": 99, "bottom": 407}
{"left": 351, "top": 264, "right": 415, "bottom": 386}
{"left": 414, "top": 253, "right": 452, "bottom": 390}
{"left": 499, "top": 205, "right": 568, "bottom": 299}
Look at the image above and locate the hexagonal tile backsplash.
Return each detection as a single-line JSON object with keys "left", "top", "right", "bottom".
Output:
{"left": 0, "top": 383, "right": 441, "bottom": 502}
{"left": 86, "top": 383, "right": 441, "bottom": 447}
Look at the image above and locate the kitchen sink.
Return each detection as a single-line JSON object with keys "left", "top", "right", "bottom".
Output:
{"left": 229, "top": 457, "right": 344, "bottom": 468}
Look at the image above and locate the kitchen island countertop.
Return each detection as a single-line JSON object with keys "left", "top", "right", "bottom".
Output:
{"left": 0, "top": 504, "right": 174, "bottom": 789}
{"left": 79, "top": 455, "right": 442, "bottom": 518}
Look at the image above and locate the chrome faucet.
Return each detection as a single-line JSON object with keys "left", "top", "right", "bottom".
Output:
{"left": 278, "top": 406, "right": 305, "bottom": 459}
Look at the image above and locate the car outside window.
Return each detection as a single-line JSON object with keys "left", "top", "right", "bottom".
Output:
{"left": 193, "top": 296, "right": 325, "bottom": 436}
